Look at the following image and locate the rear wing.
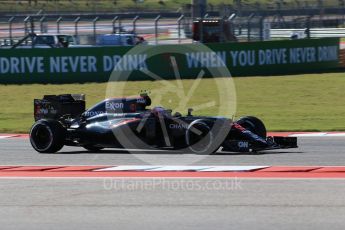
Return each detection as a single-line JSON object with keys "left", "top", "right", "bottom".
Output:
{"left": 34, "top": 94, "right": 85, "bottom": 121}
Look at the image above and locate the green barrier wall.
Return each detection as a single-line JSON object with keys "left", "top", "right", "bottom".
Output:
{"left": 0, "top": 38, "right": 339, "bottom": 83}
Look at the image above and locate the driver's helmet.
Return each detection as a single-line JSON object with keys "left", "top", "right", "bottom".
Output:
{"left": 151, "top": 106, "right": 170, "bottom": 117}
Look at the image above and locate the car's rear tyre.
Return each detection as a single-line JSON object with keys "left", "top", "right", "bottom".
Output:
{"left": 83, "top": 145, "right": 104, "bottom": 152}
{"left": 30, "top": 119, "right": 65, "bottom": 153}
{"left": 236, "top": 116, "right": 266, "bottom": 138}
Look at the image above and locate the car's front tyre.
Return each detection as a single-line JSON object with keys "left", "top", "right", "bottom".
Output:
{"left": 236, "top": 116, "right": 267, "bottom": 138}
{"left": 30, "top": 119, "right": 66, "bottom": 153}
{"left": 185, "top": 119, "right": 217, "bottom": 154}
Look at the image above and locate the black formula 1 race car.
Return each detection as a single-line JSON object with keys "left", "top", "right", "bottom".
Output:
{"left": 29, "top": 93, "right": 297, "bottom": 154}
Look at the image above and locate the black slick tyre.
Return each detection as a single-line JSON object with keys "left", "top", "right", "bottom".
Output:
{"left": 30, "top": 119, "right": 66, "bottom": 153}
{"left": 236, "top": 116, "right": 267, "bottom": 138}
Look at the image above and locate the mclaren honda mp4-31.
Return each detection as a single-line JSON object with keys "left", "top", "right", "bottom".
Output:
{"left": 30, "top": 93, "right": 297, "bottom": 153}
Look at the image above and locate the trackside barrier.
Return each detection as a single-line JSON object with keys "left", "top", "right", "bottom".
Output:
{"left": 339, "top": 49, "right": 345, "bottom": 68}
{"left": 0, "top": 38, "right": 340, "bottom": 84}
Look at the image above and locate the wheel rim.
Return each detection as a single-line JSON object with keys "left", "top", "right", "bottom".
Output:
{"left": 186, "top": 122, "right": 213, "bottom": 153}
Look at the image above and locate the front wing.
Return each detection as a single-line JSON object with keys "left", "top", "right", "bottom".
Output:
{"left": 222, "top": 136, "right": 298, "bottom": 153}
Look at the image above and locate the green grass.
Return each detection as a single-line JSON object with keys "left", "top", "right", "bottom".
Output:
{"left": 0, "top": 0, "right": 341, "bottom": 13}
{"left": 0, "top": 0, "right": 223, "bottom": 12}
{"left": 1, "top": 72, "right": 345, "bottom": 133}
{"left": 235, "top": 73, "right": 345, "bottom": 131}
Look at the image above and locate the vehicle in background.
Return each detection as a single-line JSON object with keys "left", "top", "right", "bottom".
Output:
{"left": 8, "top": 33, "right": 78, "bottom": 49}
{"left": 192, "top": 18, "right": 237, "bottom": 43}
{"left": 32, "top": 34, "right": 77, "bottom": 48}
{"left": 96, "top": 33, "right": 147, "bottom": 46}
{"left": 290, "top": 30, "right": 308, "bottom": 39}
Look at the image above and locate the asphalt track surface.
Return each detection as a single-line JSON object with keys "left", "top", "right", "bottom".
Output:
{"left": 0, "top": 178, "right": 344, "bottom": 230}
{"left": 1, "top": 136, "right": 345, "bottom": 230}
{"left": 0, "top": 137, "right": 345, "bottom": 165}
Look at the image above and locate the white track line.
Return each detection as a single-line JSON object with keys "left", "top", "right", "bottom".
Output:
{"left": 289, "top": 133, "right": 345, "bottom": 137}
{"left": 94, "top": 165, "right": 268, "bottom": 172}
{"left": 95, "top": 166, "right": 161, "bottom": 171}
{"left": 199, "top": 166, "right": 269, "bottom": 172}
